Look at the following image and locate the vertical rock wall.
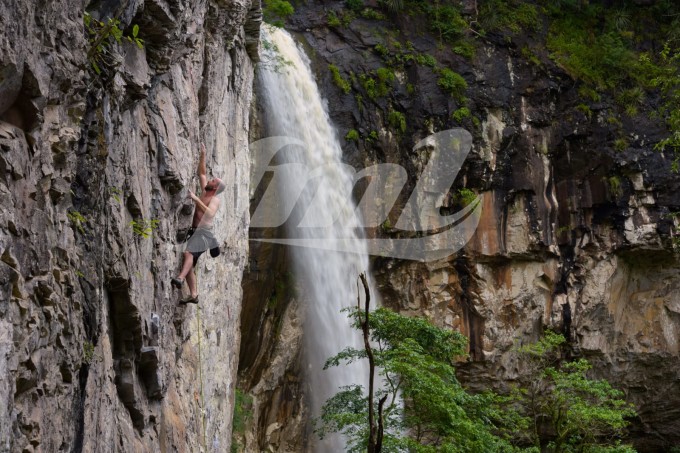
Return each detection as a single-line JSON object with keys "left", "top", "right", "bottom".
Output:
{"left": 0, "top": 0, "right": 260, "bottom": 451}
{"left": 236, "top": 1, "right": 680, "bottom": 451}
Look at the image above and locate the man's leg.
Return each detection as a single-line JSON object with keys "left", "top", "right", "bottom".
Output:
{"left": 185, "top": 267, "right": 197, "bottom": 299}
{"left": 185, "top": 251, "right": 201, "bottom": 299}
{"left": 177, "top": 251, "right": 194, "bottom": 280}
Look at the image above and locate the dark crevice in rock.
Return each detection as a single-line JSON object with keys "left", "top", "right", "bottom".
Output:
{"left": 133, "top": 0, "right": 178, "bottom": 71}
{"left": 455, "top": 258, "right": 485, "bottom": 361}
{"left": 72, "top": 363, "right": 89, "bottom": 453}
{"left": 0, "top": 64, "right": 43, "bottom": 134}
{"left": 107, "top": 277, "right": 146, "bottom": 431}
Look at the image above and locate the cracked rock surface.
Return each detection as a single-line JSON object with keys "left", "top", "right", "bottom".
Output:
{"left": 0, "top": 0, "right": 260, "bottom": 451}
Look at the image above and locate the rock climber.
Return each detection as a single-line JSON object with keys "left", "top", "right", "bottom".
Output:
{"left": 171, "top": 143, "right": 226, "bottom": 304}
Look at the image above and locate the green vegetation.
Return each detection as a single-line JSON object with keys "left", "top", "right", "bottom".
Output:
{"left": 317, "top": 285, "right": 637, "bottom": 453}
{"left": 428, "top": 3, "right": 468, "bottom": 43}
{"left": 317, "top": 282, "right": 636, "bottom": 452}
{"left": 579, "top": 85, "right": 601, "bottom": 102}
{"left": 327, "top": 9, "right": 355, "bottom": 27}
{"left": 108, "top": 187, "right": 122, "bottom": 204}
{"left": 366, "top": 130, "right": 379, "bottom": 144}
{"left": 231, "top": 389, "right": 253, "bottom": 453}
{"left": 359, "top": 75, "right": 377, "bottom": 99}
{"left": 556, "top": 225, "right": 571, "bottom": 237}
{"left": 505, "top": 331, "right": 636, "bottom": 452}
{"left": 538, "top": 1, "right": 680, "bottom": 170}
{"left": 376, "top": 67, "right": 395, "bottom": 87}
{"left": 478, "top": 0, "right": 539, "bottom": 34}
{"left": 358, "top": 67, "right": 395, "bottom": 100}
{"left": 345, "top": 129, "right": 360, "bottom": 142}
{"left": 360, "top": 8, "right": 385, "bottom": 21}
{"left": 607, "top": 176, "right": 623, "bottom": 198}
{"left": 545, "top": 9, "right": 632, "bottom": 90}
{"left": 521, "top": 46, "right": 543, "bottom": 68}
{"left": 67, "top": 210, "right": 87, "bottom": 234}
{"left": 576, "top": 103, "right": 593, "bottom": 119}
{"left": 614, "top": 138, "right": 629, "bottom": 152}
{"left": 262, "top": 0, "right": 294, "bottom": 27}
{"left": 437, "top": 68, "right": 467, "bottom": 102}
{"left": 329, "top": 64, "right": 351, "bottom": 94}
{"left": 84, "top": 12, "right": 143, "bottom": 76}
{"left": 649, "top": 45, "right": 680, "bottom": 172}
{"left": 452, "top": 106, "right": 471, "bottom": 123}
{"left": 316, "top": 292, "right": 509, "bottom": 452}
{"left": 374, "top": 43, "right": 390, "bottom": 58}
{"left": 416, "top": 53, "right": 437, "bottom": 68}
{"left": 617, "top": 87, "right": 645, "bottom": 108}
{"left": 387, "top": 109, "right": 406, "bottom": 134}
{"left": 455, "top": 187, "right": 477, "bottom": 207}
{"left": 327, "top": 10, "right": 341, "bottom": 27}
{"left": 82, "top": 341, "right": 96, "bottom": 365}
{"left": 325, "top": 0, "right": 680, "bottom": 171}
{"left": 129, "top": 218, "right": 159, "bottom": 239}
{"left": 346, "top": 0, "right": 363, "bottom": 12}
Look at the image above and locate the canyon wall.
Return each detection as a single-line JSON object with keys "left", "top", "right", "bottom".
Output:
{"left": 238, "top": 1, "right": 680, "bottom": 451}
{"left": 0, "top": 0, "right": 260, "bottom": 451}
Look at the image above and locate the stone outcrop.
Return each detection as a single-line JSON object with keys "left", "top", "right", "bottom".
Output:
{"left": 238, "top": 1, "right": 680, "bottom": 451}
{"left": 0, "top": 0, "right": 260, "bottom": 451}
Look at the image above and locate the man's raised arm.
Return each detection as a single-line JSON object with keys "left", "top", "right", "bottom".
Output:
{"left": 198, "top": 143, "right": 207, "bottom": 190}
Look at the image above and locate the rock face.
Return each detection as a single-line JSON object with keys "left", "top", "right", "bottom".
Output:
{"left": 0, "top": 0, "right": 260, "bottom": 451}
{"left": 237, "top": 1, "right": 680, "bottom": 452}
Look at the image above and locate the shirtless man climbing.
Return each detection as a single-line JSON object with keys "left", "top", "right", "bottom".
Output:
{"left": 171, "top": 143, "right": 225, "bottom": 304}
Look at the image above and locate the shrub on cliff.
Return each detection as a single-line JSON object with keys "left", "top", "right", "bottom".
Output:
{"left": 502, "top": 331, "right": 637, "bottom": 453}
{"left": 263, "top": 0, "right": 294, "bottom": 27}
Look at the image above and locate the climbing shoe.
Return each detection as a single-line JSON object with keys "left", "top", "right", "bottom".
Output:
{"left": 179, "top": 295, "right": 199, "bottom": 305}
{"left": 171, "top": 277, "right": 184, "bottom": 289}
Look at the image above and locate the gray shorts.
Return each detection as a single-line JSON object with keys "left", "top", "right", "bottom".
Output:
{"left": 185, "top": 227, "right": 220, "bottom": 266}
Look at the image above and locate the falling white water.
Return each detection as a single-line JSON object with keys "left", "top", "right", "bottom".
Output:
{"left": 257, "top": 26, "right": 374, "bottom": 451}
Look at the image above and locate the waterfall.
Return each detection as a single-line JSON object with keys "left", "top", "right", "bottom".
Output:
{"left": 256, "top": 26, "right": 374, "bottom": 451}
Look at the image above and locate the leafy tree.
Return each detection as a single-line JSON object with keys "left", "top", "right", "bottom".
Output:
{"left": 316, "top": 276, "right": 637, "bottom": 453}
{"left": 505, "top": 331, "right": 637, "bottom": 453}
{"left": 315, "top": 275, "right": 512, "bottom": 452}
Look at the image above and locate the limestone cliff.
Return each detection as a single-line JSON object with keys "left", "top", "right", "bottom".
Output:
{"left": 0, "top": 0, "right": 260, "bottom": 451}
{"left": 238, "top": 1, "right": 680, "bottom": 452}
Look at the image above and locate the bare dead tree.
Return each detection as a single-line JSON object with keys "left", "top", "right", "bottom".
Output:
{"left": 358, "top": 273, "right": 387, "bottom": 453}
